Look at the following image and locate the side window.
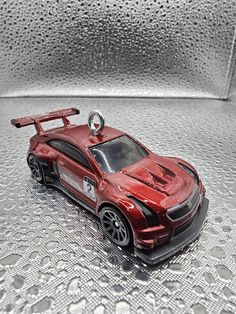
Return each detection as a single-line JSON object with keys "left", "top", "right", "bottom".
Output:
{"left": 47, "top": 140, "right": 91, "bottom": 169}
{"left": 48, "top": 140, "right": 64, "bottom": 153}
{"left": 63, "top": 143, "right": 91, "bottom": 169}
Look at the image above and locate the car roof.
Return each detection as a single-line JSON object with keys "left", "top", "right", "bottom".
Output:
{"left": 50, "top": 124, "right": 125, "bottom": 148}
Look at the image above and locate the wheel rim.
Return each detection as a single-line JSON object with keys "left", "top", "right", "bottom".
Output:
{"left": 29, "top": 156, "right": 42, "bottom": 182}
{"left": 101, "top": 210, "right": 129, "bottom": 246}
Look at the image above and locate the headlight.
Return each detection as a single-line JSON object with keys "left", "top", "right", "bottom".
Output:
{"left": 178, "top": 163, "right": 199, "bottom": 183}
{"left": 129, "top": 197, "right": 159, "bottom": 227}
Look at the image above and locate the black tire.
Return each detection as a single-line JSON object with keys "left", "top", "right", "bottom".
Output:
{"left": 100, "top": 206, "right": 132, "bottom": 247}
{"left": 28, "top": 155, "right": 44, "bottom": 183}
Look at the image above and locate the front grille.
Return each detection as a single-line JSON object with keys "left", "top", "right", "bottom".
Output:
{"left": 173, "top": 213, "right": 196, "bottom": 237}
{"left": 168, "top": 188, "right": 199, "bottom": 220}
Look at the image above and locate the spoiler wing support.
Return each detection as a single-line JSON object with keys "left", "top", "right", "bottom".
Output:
{"left": 11, "top": 108, "right": 80, "bottom": 135}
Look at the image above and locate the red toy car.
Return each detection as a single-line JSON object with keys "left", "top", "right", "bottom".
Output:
{"left": 11, "top": 108, "right": 208, "bottom": 264}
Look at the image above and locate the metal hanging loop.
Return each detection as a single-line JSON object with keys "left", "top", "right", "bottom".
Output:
{"left": 88, "top": 110, "right": 105, "bottom": 135}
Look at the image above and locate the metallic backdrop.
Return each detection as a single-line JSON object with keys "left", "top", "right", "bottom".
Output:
{"left": 0, "top": 0, "right": 236, "bottom": 98}
{"left": 0, "top": 97, "right": 236, "bottom": 313}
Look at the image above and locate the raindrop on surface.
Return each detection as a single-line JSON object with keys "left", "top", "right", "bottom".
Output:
{"left": 12, "top": 275, "right": 25, "bottom": 289}
{"left": 0, "top": 254, "right": 21, "bottom": 266}
{"left": 93, "top": 304, "right": 105, "bottom": 314}
{"left": 215, "top": 265, "right": 233, "bottom": 280}
{"left": 45, "top": 241, "right": 58, "bottom": 251}
{"left": 68, "top": 298, "right": 87, "bottom": 314}
{"left": 67, "top": 277, "right": 81, "bottom": 295}
{"left": 27, "top": 285, "right": 40, "bottom": 297}
{"left": 191, "top": 303, "right": 207, "bottom": 314}
{"left": 210, "top": 246, "right": 225, "bottom": 260}
{"left": 135, "top": 270, "right": 150, "bottom": 283}
{"left": 115, "top": 300, "right": 131, "bottom": 314}
{"left": 163, "top": 281, "right": 182, "bottom": 292}
{"left": 30, "top": 297, "right": 53, "bottom": 313}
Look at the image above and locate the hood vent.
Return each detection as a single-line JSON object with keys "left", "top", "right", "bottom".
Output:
{"left": 156, "top": 163, "right": 175, "bottom": 178}
{"left": 125, "top": 172, "right": 169, "bottom": 196}
{"left": 149, "top": 171, "right": 168, "bottom": 185}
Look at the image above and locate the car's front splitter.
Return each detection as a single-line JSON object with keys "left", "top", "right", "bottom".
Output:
{"left": 134, "top": 197, "right": 209, "bottom": 265}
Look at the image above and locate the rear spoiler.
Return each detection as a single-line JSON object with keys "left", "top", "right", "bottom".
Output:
{"left": 11, "top": 108, "right": 80, "bottom": 135}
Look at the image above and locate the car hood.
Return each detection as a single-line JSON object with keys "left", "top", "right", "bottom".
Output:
{"left": 107, "top": 156, "right": 196, "bottom": 213}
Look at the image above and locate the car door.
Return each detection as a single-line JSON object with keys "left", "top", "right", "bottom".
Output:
{"left": 48, "top": 140, "right": 99, "bottom": 208}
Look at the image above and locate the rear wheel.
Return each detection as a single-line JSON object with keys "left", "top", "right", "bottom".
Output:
{"left": 28, "top": 155, "right": 43, "bottom": 183}
{"left": 100, "top": 206, "right": 131, "bottom": 247}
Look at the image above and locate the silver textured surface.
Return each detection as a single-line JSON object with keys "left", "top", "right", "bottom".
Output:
{"left": 0, "top": 97, "right": 236, "bottom": 313}
{"left": 0, "top": 1, "right": 236, "bottom": 98}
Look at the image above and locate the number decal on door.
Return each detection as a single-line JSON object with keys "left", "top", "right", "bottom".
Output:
{"left": 83, "top": 177, "right": 96, "bottom": 201}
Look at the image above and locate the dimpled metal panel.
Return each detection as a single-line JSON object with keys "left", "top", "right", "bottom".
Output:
{"left": 0, "top": 0, "right": 236, "bottom": 98}
{"left": 0, "top": 98, "right": 236, "bottom": 313}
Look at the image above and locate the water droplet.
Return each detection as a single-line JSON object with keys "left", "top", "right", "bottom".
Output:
{"left": 115, "top": 300, "right": 131, "bottom": 314}
{"left": 93, "top": 304, "right": 105, "bottom": 314}
{"left": 137, "top": 307, "right": 145, "bottom": 314}
{"left": 108, "top": 255, "right": 119, "bottom": 265}
{"left": 98, "top": 275, "right": 109, "bottom": 286}
{"left": 68, "top": 298, "right": 87, "bottom": 314}
{"left": 169, "top": 263, "right": 183, "bottom": 273}
{"left": 163, "top": 281, "right": 182, "bottom": 292}
{"left": 122, "top": 260, "right": 133, "bottom": 272}
{"left": 40, "top": 256, "right": 51, "bottom": 267}
{"left": 33, "top": 236, "right": 43, "bottom": 245}
{"left": 0, "top": 254, "right": 21, "bottom": 266}
{"left": 31, "top": 297, "right": 53, "bottom": 313}
{"left": 18, "top": 245, "right": 28, "bottom": 252}
{"left": 191, "top": 303, "right": 207, "bottom": 314}
{"left": 112, "top": 284, "right": 124, "bottom": 294}
{"left": 69, "top": 242, "right": 80, "bottom": 250}
{"left": 210, "top": 246, "right": 225, "bottom": 259}
{"left": 27, "top": 285, "right": 40, "bottom": 297}
{"left": 38, "top": 271, "right": 54, "bottom": 283}
{"left": 222, "top": 287, "right": 235, "bottom": 298}
{"left": 135, "top": 270, "right": 150, "bottom": 283}
{"left": 23, "top": 264, "right": 31, "bottom": 272}
{"left": 45, "top": 241, "right": 58, "bottom": 251}
{"left": 83, "top": 244, "right": 94, "bottom": 252}
{"left": 12, "top": 275, "right": 25, "bottom": 289}
{"left": 193, "top": 285, "right": 205, "bottom": 295}
{"left": 91, "top": 257, "right": 102, "bottom": 268}
{"left": 30, "top": 221, "right": 42, "bottom": 228}
{"left": 56, "top": 260, "right": 68, "bottom": 269}
{"left": 68, "top": 277, "right": 81, "bottom": 295}
{"left": 191, "top": 259, "right": 201, "bottom": 269}
{"left": 204, "top": 272, "right": 215, "bottom": 284}
{"left": 29, "top": 251, "right": 39, "bottom": 260}
{"left": 145, "top": 290, "right": 156, "bottom": 308}
{"left": 215, "top": 265, "right": 232, "bottom": 280}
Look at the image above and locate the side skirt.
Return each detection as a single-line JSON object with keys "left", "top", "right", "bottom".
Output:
{"left": 47, "top": 179, "right": 96, "bottom": 215}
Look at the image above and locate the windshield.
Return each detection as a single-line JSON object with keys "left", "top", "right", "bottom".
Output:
{"left": 90, "top": 135, "right": 148, "bottom": 174}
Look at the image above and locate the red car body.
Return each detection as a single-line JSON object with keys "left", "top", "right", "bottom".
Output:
{"left": 11, "top": 108, "right": 209, "bottom": 264}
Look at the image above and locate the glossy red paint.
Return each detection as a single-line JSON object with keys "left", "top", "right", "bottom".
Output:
{"left": 11, "top": 108, "right": 207, "bottom": 257}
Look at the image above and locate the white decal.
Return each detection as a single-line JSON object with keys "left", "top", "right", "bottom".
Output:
{"left": 58, "top": 164, "right": 96, "bottom": 202}
{"left": 83, "top": 178, "right": 96, "bottom": 201}
{"left": 59, "top": 168, "right": 83, "bottom": 192}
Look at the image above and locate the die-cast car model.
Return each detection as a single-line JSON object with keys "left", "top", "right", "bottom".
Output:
{"left": 11, "top": 108, "right": 208, "bottom": 264}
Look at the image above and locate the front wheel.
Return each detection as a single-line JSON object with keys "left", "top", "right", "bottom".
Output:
{"left": 100, "top": 206, "right": 131, "bottom": 247}
{"left": 28, "top": 155, "right": 43, "bottom": 183}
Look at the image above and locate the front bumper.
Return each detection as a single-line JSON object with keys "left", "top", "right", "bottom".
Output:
{"left": 134, "top": 197, "right": 209, "bottom": 265}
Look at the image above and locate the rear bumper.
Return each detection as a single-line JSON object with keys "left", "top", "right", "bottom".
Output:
{"left": 134, "top": 197, "right": 209, "bottom": 265}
